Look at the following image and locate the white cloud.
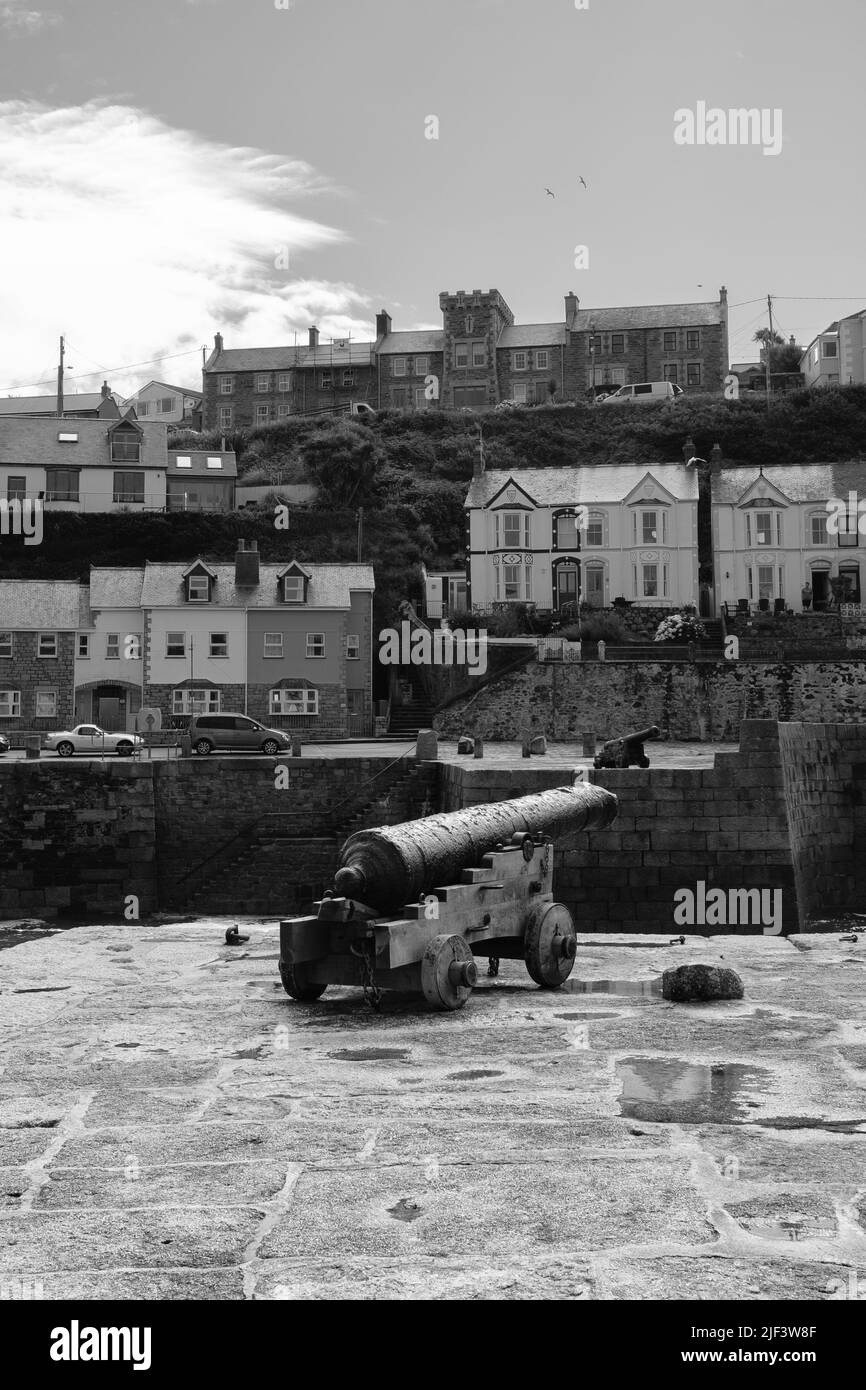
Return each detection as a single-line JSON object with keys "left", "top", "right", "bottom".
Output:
{"left": 0, "top": 3, "right": 61, "bottom": 32}
{"left": 0, "top": 100, "right": 372, "bottom": 396}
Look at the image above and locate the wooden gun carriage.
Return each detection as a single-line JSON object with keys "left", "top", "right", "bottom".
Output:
{"left": 279, "top": 782, "right": 618, "bottom": 1011}
{"left": 593, "top": 725, "right": 660, "bottom": 770}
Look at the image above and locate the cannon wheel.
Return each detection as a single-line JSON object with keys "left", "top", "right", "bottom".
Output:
{"left": 421, "top": 934, "right": 477, "bottom": 1011}
{"left": 279, "top": 959, "right": 328, "bottom": 1001}
{"left": 524, "top": 902, "right": 577, "bottom": 988}
{"left": 638, "top": 756, "right": 650, "bottom": 768}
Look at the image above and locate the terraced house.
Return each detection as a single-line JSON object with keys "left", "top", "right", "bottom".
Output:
{"left": 203, "top": 288, "right": 729, "bottom": 426}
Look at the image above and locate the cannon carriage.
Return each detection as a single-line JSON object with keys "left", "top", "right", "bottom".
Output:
{"left": 593, "top": 725, "right": 660, "bottom": 770}
{"left": 279, "top": 782, "right": 618, "bottom": 1011}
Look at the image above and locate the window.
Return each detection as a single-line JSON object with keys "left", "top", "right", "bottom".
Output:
{"left": 586, "top": 513, "right": 604, "bottom": 547}
{"left": 166, "top": 632, "right": 186, "bottom": 658}
{"left": 393, "top": 358, "right": 407, "bottom": 377}
{"left": 413, "top": 387, "right": 428, "bottom": 410}
{"left": 513, "top": 351, "right": 527, "bottom": 371}
{"left": 34, "top": 688, "right": 57, "bottom": 718}
{"left": 536, "top": 350, "right": 549, "bottom": 370}
{"left": 0, "top": 691, "right": 21, "bottom": 717}
{"left": 277, "top": 373, "right": 290, "bottom": 392}
{"left": 465, "top": 315, "right": 474, "bottom": 334}
{"left": 346, "top": 634, "right": 360, "bottom": 659}
{"left": 306, "top": 632, "right": 326, "bottom": 658}
{"left": 137, "top": 401, "right": 149, "bottom": 416}
{"left": 642, "top": 564, "right": 658, "bottom": 598}
{"left": 270, "top": 688, "right": 319, "bottom": 715}
{"left": 219, "top": 376, "right": 234, "bottom": 395}
{"left": 342, "top": 369, "right": 355, "bottom": 388}
{"left": 106, "top": 633, "right": 120, "bottom": 659}
{"left": 663, "top": 331, "right": 677, "bottom": 352}
{"left": 686, "top": 362, "right": 702, "bottom": 387}
{"left": 255, "top": 405, "right": 269, "bottom": 425}
{"left": 255, "top": 374, "right": 270, "bottom": 393}
{"left": 38, "top": 633, "right": 58, "bottom": 658}
{"left": 172, "top": 688, "right": 221, "bottom": 714}
{"left": 512, "top": 383, "right": 529, "bottom": 404}
{"left": 210, "top": 632, "right": 228, "bottom": 658}
{"left": 502, "top": 564, "right": 522, "bottom": 600}
{"left": 77, "top": 634, "right": 90, "bottom": 658}
{"left": 7, "top": 476, "right": 26, "bottom": 502}
{"left": 415, "top": 356, "right": 429, "bottom": 375}
{"left": 610, "top": 334, "right": 625, "bottom": 354}
{"left": 756, "top": 512, "right": 772, "bottom": 545}
{"left": 282, "top": 576, "right": 304, "bottom": 602}
{"left": 264, "top": 632, "right": 283, "bottom": 658}
{"left": 206, "top": 457, "right": 222, "bottom": 470}
{"left": 686, "top": 330, "right": 701, "bottom": 351}
{"left": 663, "top": 364, "right": 678, "bottom": 384}
{"left": 219, "top": 406, "right": 232, "bottom": 429}
{"left": 45, "top": 468, "right": 79, "bottom": 502}
{"left": 111, "top": 434, "right": 141, "bottom": 463}
{"left": 113, "top": 471, "right": 145, "bottom": 503}
{"left": 160, "top": 397, "right": 174, "bottom": 413}
{"left": 57, "top": 432, "right": 78, "bottom": 442}
{"left": 557, "top": 515, "right": 579, "bottom": 549}
{"left": 838, "top": 524, "right": 859, "bottom": 548}
{"left": 497, "top": 511, "right": 530, "bottom": 548}
{"left": 392, "top": 387, "right": 409, "bottom": 409}
{"left": 278, "top": 405, "right": 291, "bottom": 419}
{"left": 187, "top": 575, "right": 209, "bottom": 602}
{"left": 454, "top": 342, "right": 469, "bottom": 368}
{"left": 642, "top": 511, "right": 659, "bottom": 544}
{"left": 811, "top": 513, "right": 829, "bottom": 545}
{"left": 587, "top": 334, "right": 602, "bottom": 355}
{"left": 758, "top": 565, "right": 774, "bottom": 599}
{"left": 822, "top": 341, "right": 838, "bottom": 358}
{"left": 0, "top": 633, "right": 12, "bottom": 657}
{"left": 175, "top": 456, "right": 192, "bottom": 469}
{"left": 472, "top": 342, "right": 485, "bottom": 367}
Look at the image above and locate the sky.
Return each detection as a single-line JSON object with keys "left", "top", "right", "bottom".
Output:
{"left": 0, "top": 0, "right": 863, "bottom": 399}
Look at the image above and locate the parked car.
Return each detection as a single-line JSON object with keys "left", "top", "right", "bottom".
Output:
{"left": 599, "top": 381, "right": 684, "bottom": 405}
{"left": 0, "top": 733, "right": 9, "bottom": 755}
{"left": 186, "top": 714, "right": 292, "bottom": 756}
{"left": 44, "top": 725, "right": 143, "bottom": 757}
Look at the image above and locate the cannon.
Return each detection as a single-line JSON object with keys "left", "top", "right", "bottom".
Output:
{"left": 593, "top": 725, "right": 660, "bottom": 770}
{"left": 278, "top": 781, "right": 618, "bottom": 1011}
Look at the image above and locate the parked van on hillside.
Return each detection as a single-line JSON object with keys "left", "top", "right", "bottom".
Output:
{"left": 599, "top": 382, "right": 684, "bottom": 405}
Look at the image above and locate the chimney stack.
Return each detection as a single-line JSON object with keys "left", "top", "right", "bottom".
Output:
{"left": 235, "top": 538, "right": 260, "bottom": 588}
{"left": 309, "top": 326, "right": 319, "bottom": 349}
{"left": 214, "top": 332, "right": 224, "bottom": 354}
{"left": 375, "top": 310, "right": 392, "bottom": 340}
{"left": 710, "top": 443, "right": 723, "bottom": 473}
{"left": 564, "top": 291, "right": 579, "bottom": 324}
{"left": 101, "top": 381, "right": 111, "bottom": 399}
{"left": 683, "top": 436, "right": 695, "bottom": 465}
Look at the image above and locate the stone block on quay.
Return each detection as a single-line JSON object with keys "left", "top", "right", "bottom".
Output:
{"left": 662, "top": 964, "right": 744, "bottom": 1002}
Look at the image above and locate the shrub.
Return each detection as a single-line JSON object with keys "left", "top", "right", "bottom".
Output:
{"left": 579, "top": 613, "right": 630, "bottom": 643}
{"left": 654, "top": 612, "right": 707, "bottom": 643}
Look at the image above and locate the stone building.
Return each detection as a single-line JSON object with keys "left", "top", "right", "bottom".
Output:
{"left": 0, "top": 581, "right": 82, "bottom": 732}
{"left": 203, "top": 287, "right": 730, "bottom": 426}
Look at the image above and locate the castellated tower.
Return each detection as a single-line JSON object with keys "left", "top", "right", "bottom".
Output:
{"left": 438, "top": 289, "right": 514, "bottom": 410}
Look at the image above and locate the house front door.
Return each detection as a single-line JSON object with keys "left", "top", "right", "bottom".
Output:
{"left": 557, "top": 564, "right": 579, "bottom": 610}
{"left": 584, "top": 568, "right": 604, "bottom": 608}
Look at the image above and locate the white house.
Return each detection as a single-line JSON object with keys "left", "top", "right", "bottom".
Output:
{"left": 465, "top": 464, "right": 699, "bottom": 612}
{"left": 712, "top": 464, "right": 864, "bottom": 611}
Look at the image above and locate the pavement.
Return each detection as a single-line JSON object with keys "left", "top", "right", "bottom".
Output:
{"left": 1, "top": 920, "right": 865, "bottom": 1301}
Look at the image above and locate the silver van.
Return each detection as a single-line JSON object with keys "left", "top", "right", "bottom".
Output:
{"left": 599, "top": 381, "right": 684, "bottom": 405}
{"left": 187, "top": 714, "right": 291, "bottom": 755}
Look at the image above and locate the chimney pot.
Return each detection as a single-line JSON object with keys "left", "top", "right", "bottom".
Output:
{"left": 309, "top": 326, "right": 319, "bottom": 349}
{"left": 214, "top": 332, "right": 223, "bottom": 353}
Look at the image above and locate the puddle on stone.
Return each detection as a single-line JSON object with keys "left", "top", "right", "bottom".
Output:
{"left": 554, "top": 1011, "right": 620, "bottom": 1020}
{"left": 0, "top": 924, "right": 63, "bottom": 953}
{"left": 564, "top": 978, "right": 662, "bottom": 999}
{"left": 446, "top": 1069, "right": 503, "bottom": 1081}
{"left": 759, "top": 1116, "right": 866, "bottom": 1134}
{"left": 388, "top": 1198, "right": 423, "bottom": 1222}
{"left": 12, "top": 986, "right": 71, "bottom": 994}
{"left": 737, "top": 1214, "right": 837, "bottom": 1242}
{"left": 329, "top": 1048, "right": 410, "bottom": 1062}
{"left": 617, "top": 1057, "right": 767, "bottom": 1124}
{"left": 230, "top": 1046, "right": 266, "bottom": 1060}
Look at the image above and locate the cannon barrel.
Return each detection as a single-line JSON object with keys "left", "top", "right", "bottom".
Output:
{"left": 603, "top": 725, "right": 660, "bottom": 746}
{"left": 333, "top": 782, "right": 618, "bottom": 913}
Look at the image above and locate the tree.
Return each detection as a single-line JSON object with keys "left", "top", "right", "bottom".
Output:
{"left": 753, "top": 329, "right": 803, "bottom": 374}
{"left": 299, "top": 421, "right": 382, "bottom": 507}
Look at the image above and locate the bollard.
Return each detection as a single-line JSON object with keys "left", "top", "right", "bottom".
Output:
{"left": 473, "top": 737, "right": 484, "bottom": 759}
{"left": 416, "top": 729, "right": 439, "bottom": 761}
{"left": 180, "top": 732, "right": 193, "bottom": 758}
{"left": 529, "top": 735, "right": 547, "bottom": 756}
{"left": 291, "top": 738, "right": 302, "bottom": 758}
{"left": 598, "top": 640, "right": 606, "bottom": 662}
{"left": 457, "top": 735, "right": 474, "bottom": 755}
{"left": 25, "top": 735, "right": 41, "bottom": 760}
{"left": 522, "top": 740, "right": 531, "bottom": 759}
{"left": 582, "top": 731, "right": 596, "bottom": 757}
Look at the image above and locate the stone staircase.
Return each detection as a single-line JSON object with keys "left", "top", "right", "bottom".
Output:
{"left": 184, "top": 760, "right": 438, "bottom": 915}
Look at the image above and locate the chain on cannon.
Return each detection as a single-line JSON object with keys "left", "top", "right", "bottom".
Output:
{"left": 277, "top": 781, "right": 618, "bottom": 1013}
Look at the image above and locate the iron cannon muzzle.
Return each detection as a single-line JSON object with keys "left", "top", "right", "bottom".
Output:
{"left": 333, "top": 781, "right": 618, "bottom": 915}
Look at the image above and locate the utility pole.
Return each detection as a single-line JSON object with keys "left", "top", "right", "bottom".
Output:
{"left": 765, "top": 294, "right": 774, "bottom": 412}
{"left": 357, "top": 505, "right": 364, "bottom": 562}
{"left": 56, "top": 335, "right": 65, "bottom": 417}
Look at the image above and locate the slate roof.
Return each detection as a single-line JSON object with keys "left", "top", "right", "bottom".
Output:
{"left": 0, "top": 417, "right": 169, "bottom": 469}
{"left": 139, "top": 562, "right": 375, "bottom": 609}
{"left": 0, "top": 580, "right": 84, "bottom": 628}
{"left": 378, "top": 331, "right": 444, "bottom": 355}
{"left": 572, "top": 301, "right": 724, "bottom": 331}
{"left": 466, "top": 465, "right": 699, "bottom": 507}
{"left": 0, "top": 393, "right": 107, "bottom": 417}
{"left": 167, "top": 450, "right": 237, "bottom": 477}
{"left": 124, "top": 380, "right": 203, "bottom": 401}
{"left": 207, "top": 344, "right": 375, "bottom": 372}
{"left": 89, "top": 569, "right": 146, "bottom": 610}
{"left": 498, "top": 324, "right": 567, "bottom": 349}
{"left": 713, "top": 464, "right": 866, "bottom": 505}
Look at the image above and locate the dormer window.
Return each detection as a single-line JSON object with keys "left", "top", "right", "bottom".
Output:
{"left": 283, "top": 576, "right": 305, "bottom": 603}
{"left": 188, "top": 575, "right": 210, "bottom": 602}
{"left": 176, "top": 456, "right": 192, "bottom": 468}
{"left": 206, "top": 457, "right": 222, "bottom": 470}
{"left": 111, "top": 425, "right": 141, "bottom": 463}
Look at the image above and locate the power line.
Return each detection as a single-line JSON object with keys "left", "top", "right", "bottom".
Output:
{"left": 0, "top": 347, "right": 201, "bottom": 397}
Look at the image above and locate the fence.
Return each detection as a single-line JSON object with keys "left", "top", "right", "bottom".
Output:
{"left": 537, "top": 638, "right": 582, "bottom": 662}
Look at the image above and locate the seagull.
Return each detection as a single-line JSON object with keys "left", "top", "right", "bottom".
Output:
{"left": 545, "top": 187, "right": 555, "bottom": 198}
{"left": 579, "top": 176, "right": 587, "bottom": 190}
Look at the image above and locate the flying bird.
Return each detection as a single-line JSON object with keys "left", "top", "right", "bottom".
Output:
{"left": 545, "top": 187, "right": 555, "bottom": 198}
{"left": 579, "top": 176, "right": 587, "bottom": 190}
